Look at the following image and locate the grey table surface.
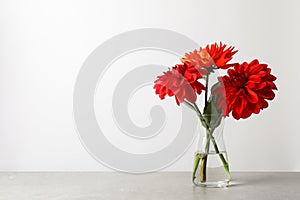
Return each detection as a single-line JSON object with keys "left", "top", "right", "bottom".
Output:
{"left": 0, "top": 172, "right": 299, "bottom": 200}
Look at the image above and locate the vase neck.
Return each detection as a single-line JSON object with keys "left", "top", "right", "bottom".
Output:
{"left": 197, "top": 117, "right": 226, "bottom": 154}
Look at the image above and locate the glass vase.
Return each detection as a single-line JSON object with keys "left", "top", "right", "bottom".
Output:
{"left": 192, "top": 114, "right": 230, "bottom": 187}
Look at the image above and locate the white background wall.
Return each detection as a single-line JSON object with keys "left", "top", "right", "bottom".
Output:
{"left": 0, "top": 0, "right": 299, "bottom": 171}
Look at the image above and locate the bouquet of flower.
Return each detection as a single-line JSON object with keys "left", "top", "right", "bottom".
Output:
{"left": 153, "top": 42, "right": 277, "bottom": 186}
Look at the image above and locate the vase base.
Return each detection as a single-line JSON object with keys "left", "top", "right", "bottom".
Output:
{"left": 193, "top": 180, "right": 229, "bottom": 188}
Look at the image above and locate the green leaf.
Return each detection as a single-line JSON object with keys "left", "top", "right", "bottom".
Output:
{"left": 183, "top": 100, "right": 196, "bottom": 112}
{"left": 203, "top": 93, "right": 223, "bottom": 129}
{"left": 210, "top": 81, "right": 222, "bottom": 92}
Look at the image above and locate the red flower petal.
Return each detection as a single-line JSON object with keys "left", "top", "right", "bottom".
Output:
{"left": 245, "top": 88, "right": 259, "bottom": 103}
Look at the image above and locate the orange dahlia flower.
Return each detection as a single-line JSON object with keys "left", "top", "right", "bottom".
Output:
{"left": 181, "top": 42, "right": 238, "bottom": 75}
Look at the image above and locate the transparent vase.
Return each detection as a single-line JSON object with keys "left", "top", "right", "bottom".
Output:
{"left": 192, "top": 114, "right": 230, "bottom": 187}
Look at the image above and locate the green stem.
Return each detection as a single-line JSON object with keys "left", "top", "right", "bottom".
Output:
{"left": 199, "top": 128, "right": 210, "bottom": 182}
{"left": 193, "top": 103, "right": 210, "bottom": 129}
{"left": 209, "top": 135, "right": 231, "bottom": 180}
{"left": 204, "top": 74, "right": 209, "bottom": 109}
{"left": 199, "top": 155, "right": 207, "bottom": 182}
{"left": 192, "top": 153, "right": 201, "bottom": 183}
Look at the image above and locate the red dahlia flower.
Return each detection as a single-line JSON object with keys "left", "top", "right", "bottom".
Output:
{"left": 181, "top": 42, "right": 238, "bottom": 75}
{"left": 154, "top": 64, "right": 206, "bottom": 105}
{"left": 213, "top": 59, "right": 277, "bottom": 120}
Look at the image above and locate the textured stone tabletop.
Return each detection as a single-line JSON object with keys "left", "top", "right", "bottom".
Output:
{"left": 0, "top": 172, "right": 299, "bottom": 200}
